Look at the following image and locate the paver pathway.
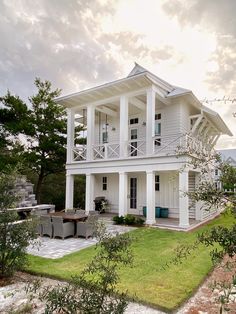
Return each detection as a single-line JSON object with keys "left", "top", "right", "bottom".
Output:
{"left": 27, "top": 224, "right": 136, "bottom": 259}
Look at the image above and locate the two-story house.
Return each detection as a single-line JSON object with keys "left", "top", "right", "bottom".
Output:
{"left": 56, "top": 63, "right": 232, "bottom": 229}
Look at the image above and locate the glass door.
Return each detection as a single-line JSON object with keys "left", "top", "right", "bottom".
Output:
{"left": 130, "top": 178, "right": 137, "bottom": 209}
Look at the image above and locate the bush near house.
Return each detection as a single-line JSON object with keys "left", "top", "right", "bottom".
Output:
{"left": 113, "top": 214, "right": 145, "bottom": 226}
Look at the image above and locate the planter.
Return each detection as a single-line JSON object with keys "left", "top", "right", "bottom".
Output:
{"left": 160, "top": 207, "right": 169, "bottom": 218}
{"left": 143, "top": 206, "right": 161, "bottom": 218}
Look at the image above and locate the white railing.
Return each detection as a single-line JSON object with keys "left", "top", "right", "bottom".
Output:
{"left": 127, "top": 139, "right": 146, "bottom": 157}
{"left": 72, "top": 133, "right": 210, "bottom": 161}
{"left": 153, "top": 133, "right": 184, "bottom": 155}
{"left": 73, "top": 145, "right": 87, "bottom": 161}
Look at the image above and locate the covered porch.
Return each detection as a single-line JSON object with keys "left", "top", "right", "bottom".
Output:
{"left": 66, "top": 169, "right": 202, "bottom": 229}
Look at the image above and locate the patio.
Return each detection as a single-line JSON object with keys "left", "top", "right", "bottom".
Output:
{"left": 27, "top": 217, "right": 136, "bottom": 259}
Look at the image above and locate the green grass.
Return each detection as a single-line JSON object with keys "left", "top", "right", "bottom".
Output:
{"left": 26, "top": 212, "right": 234, "bottom": 311}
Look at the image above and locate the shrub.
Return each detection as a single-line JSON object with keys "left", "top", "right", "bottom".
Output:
{"left": 0, "top": 168, "right": 37, "bottom": 278}
{"left": 124, "top": 214, "right": 136, "bottom": 225}
{"left": 135, "top": 217, "right": 145, "bottom": 226}
{"left": 112, "top": 215, "right": 124, "bottom": 224}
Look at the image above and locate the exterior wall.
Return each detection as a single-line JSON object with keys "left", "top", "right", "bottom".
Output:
{"left": 93, "top": 171, "right": 180, "bottom": 218}
{"left": 94, "top": 173, "right": 119, "bottom": 212}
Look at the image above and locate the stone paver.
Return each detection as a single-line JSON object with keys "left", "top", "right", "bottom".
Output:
{"left": 27, "top": 224, "right": 135, "bottom": 259}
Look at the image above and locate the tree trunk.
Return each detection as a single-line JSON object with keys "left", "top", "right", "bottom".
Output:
{"left": 36, "top": 172, "right": 44, "bottom": 204}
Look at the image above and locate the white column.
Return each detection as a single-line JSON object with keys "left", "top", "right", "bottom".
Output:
{"left": 119, "top": 95, "right": 129, "bottom": 158}
{"left": 65, "top": 173, "right": 74, "bottom": 209}
{"left": 86, "top": 105, "right": 95, "bottom": 161}
{"left": 119, "top": 172, "right": 128, "bottom": 217}
{"left": 146, "top": 88, "right": 155, "bottom": 155}
{"left": 66, "top": 108, "right": 75, "bottom": 163}
{"left": 85, "top": 173, "right": 95, "bottom": 213}
{"left": 146, "top": 171, "right": 156, "bottom": 225}
{"left": 179, "top": 170, "right": 189, "bottom": 228}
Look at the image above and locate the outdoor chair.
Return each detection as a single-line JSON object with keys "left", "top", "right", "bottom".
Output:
{"left": 76, "top": 213, "right": 99, "bottom": 239}
{"left": 52, "top": 216, "right": 74, "bottom": 239}
{"left": 75, "top": 209, "right": 86, "bottom": 215}
{"left": 41, "top": 216, "right": 53, "bottom": 238}
{"left": 66, "top": 209, "right": 75, "bottom": 214}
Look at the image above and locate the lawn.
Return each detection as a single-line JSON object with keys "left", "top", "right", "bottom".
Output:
{"left": 26, "top": 212, "right": 234, "bottom": 312}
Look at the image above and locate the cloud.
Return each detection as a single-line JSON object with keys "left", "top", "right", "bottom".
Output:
{"left": 0, "top": 0, "right": 121, "bottom": 100}
{"left": 162, "top": 0, "right": 236, "bottom": 95}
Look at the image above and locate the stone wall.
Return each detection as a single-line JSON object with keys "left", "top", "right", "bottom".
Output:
{"left": 14, "top": 176, "right": 37, "bottom": 207}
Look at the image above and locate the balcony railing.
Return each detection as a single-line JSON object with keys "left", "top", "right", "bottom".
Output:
{"left": 70, "top": 133, "right": 210, "bottom": 162}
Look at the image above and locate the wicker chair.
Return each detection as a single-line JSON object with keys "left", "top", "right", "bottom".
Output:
{"left": 76, "top": 214, "right": 99, "bottom": 239}
{"left": 76, "top": 209, "right": 86, "bottom": 215}
{"left": 52, "top": 216, "right": 74, "bottom": 239}
{"left": 41, "top": 216, "right": 53, "bottom": 238}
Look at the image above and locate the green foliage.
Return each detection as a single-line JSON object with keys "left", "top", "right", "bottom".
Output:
{"left": 27, "top": 223, "right": 133, "bottom": 314}
{"left": 113, "top": 215, "right": 144, "bottom": 226}
{"left": 0, "top": 78, "right": 85, "bottom": 204}
{"left": 0, "top": 168, "right": 37, "bottom": 278}
{"left": 124, "top": 214, "right": 136, "bottom": 225}
{"left": 135, "top": 217, "right": 145, "bottom": 225}
{"left": 112, "top": 215, "right": 124, "bottom": 225}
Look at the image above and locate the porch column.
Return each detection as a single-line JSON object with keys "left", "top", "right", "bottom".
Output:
{"left": 86, "top": 105, "right": 95, "bottom": 161}
{"left": 179, "top": 170, "right": 189, "bottom": 228}
{"left": 146, "top": 171, "right": 156, "bottom": 224}
{"left": 85, "top": 173, "right": 95, "bottom": 213}
{"left": 119, "top": 172, "right": 128, "bottom": 217}
{"left": 65, "top": 173, "right": 74, "bottom": 209}
{"left": 66, "top": 108, "right": 75, "bottom": 163}
{"left": 119, "top": 95, "right": 128, "bottom": 158}
{"left": 146, "top": 88, "right": 155, "bottom": 155}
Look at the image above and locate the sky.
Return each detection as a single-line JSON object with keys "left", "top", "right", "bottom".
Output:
{"left": 0, "top": 0, "right": 236, "bottom": 148}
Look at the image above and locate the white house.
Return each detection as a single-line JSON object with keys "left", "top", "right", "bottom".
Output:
{"left": 56, "top": 63, "right": 232, "bottom": 229}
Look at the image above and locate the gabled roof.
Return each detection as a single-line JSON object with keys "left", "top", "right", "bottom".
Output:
{"left": 217, "top": 149, "right": 236, "bottom": 165}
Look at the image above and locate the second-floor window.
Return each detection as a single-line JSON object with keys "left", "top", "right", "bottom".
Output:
{"left": 155, "top": 113, "right": 161, "bottom": 136}
{"left": 130, "top": 118, "right": 139, "bottom": 125}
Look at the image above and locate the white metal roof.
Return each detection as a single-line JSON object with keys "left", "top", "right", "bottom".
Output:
{"left": 55, "top": 63, "right": 232, "bottom": 136}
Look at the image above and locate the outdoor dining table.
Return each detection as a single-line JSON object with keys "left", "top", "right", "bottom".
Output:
{"left": 47, "top": 212, "right": 88, "bottom": 222}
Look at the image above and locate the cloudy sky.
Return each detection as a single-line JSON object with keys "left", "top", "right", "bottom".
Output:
{"left": 0, "top": 0, "right": 236, "bottom": 148}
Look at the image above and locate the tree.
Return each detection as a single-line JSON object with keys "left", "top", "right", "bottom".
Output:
{"left": 0, "top": 79, "right": 84, "bottom": 203}
{"left": 0, "top": 167, "right": 37, "bottom": 278}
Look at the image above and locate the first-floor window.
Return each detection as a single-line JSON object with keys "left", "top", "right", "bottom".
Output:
{"left": 102, "top": 176, "right": 107, "bottom": 190}
{"left": 155, "top": 175, "right": 160, "bottom": 191}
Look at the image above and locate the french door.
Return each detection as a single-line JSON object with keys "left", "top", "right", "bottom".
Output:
{"left": 130, "top": 177, "right": 137, "bottom": 209}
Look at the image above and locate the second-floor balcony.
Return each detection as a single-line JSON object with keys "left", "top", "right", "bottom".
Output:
{"left": 71, "top": 133, "right": 210, "bottom": 162}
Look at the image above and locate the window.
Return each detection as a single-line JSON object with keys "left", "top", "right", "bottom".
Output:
{"left": 155, "top": 175, "right": 160, "bottom": 191}
{"left": 155, "top": 113, "right": 161, "bottom": 120}
{"left": 102, "top": 131, "right": 108, "bottom": 143}
{"left": 155, "top": 113, "right": 161, "bottom": 136}
{"left": 215, "top": 169, "right": 219, "bottom": 176}
{"left": 130, "top": 118, "right": 139, "bottom": 125}
{"left": 102, "top": 177, "right": 107, "bottom": 190}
